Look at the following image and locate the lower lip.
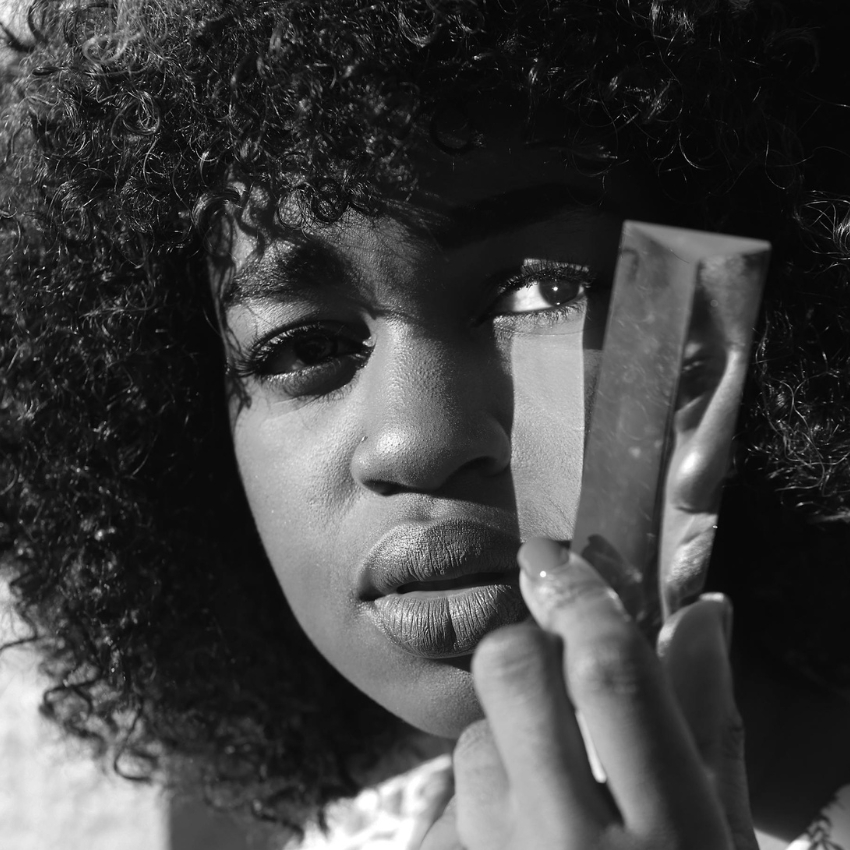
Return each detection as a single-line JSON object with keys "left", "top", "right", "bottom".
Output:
{"left": 368, "top": 580, "right": 528, "bottom": 658}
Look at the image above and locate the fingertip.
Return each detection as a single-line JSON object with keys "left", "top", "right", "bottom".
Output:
{"left": 660, "top": 594, "right": 736, "bottom": 751}
{"left": 658, "top": 595, "right": 745, "bottom": 792}
{"left": 517, "top": 537, "right": 572, "bottom": 630}
{"left": 517, "top": 536, "right": 570, "bottom": 579}
{"left": 657, "top": 593, "right": 732, "bottom": 662}
{"left": 518, "top": 539, "right": 624, "bottom": 632}
{"left": 454, "top": 717, "right": 495, "bottom": 760}
{"left": 698, "top": 592, "right": 734, "bottom": 650}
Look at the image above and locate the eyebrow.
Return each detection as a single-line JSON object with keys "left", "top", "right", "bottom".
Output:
{"left": 220, "top": 239, "right": 345, "bottom": 311}
{"left": 220, "top": 182, "right": 618, "bottom": 310}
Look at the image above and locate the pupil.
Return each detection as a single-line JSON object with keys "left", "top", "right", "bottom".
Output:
{"left": 296, "top": 336, "right": 336, "bottom": 364}
{"left": 540, "top": 277, "right": 580, "bottom": 306}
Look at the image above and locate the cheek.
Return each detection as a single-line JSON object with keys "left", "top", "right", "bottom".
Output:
{"left": 229, "top": 395, "right": 487, "bottom": 738}
{"left": 230, "top": 398, "right": 356, "bottom": 629}
{"left": 506, "top": 334, "right": 597, "bottom": 537}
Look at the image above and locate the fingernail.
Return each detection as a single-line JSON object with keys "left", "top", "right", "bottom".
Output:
{"left": 518, "top": 538, "right": 627, "bottom": 616}
{"left": 517, "top": 537, "right": 570, "bottom": 580}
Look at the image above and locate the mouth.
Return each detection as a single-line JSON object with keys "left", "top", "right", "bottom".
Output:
{"left": 396, "top": 571, "right": 513, "bottom": 595}
{"left": 362, "top": 519, "right": 528, "bottom": 658}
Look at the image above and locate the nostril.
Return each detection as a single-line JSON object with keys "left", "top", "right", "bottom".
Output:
{"left": 459, "top": 454, "right": 508, "bottom": 477}
{"left": 361, "top": 478, "right": 401, "bottom": 496}
{"left": 350, "top": 418, "right": 511, "bottom": 495}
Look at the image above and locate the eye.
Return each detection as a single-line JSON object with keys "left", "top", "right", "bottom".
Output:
{"left": 232, "top": 322, "right": 371, "bottom": 398}
{"left": 259, "top": 329, "right": 363, "bottom": 376}
{"left": 675, "top": 348, "right": 727, "bottom": 424}
{"left": 489, "top": 262, "right": 593, "bottom": 316}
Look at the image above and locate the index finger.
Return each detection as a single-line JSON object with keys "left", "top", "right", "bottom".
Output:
{"left": 518, "top": 537, "right": 729, "bottom": 844}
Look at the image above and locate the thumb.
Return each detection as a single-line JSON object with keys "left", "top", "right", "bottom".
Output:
{"left": 658, "top": 594, "right": 757, "bottom": 850}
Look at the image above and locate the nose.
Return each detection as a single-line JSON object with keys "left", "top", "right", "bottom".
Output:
{"left": 350, "top": 334, "right": 511, "bottom": 495}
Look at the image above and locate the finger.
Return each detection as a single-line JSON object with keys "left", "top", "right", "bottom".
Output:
{"left": 656, "top": 595, "right": 734, "bottom": 761}
{"left": 451, "top": 719, "right": 509, "bottom": 849}
{"left": 659, "top": 594, "right": 757, "bottom": 850}
{"left": 472, "top": 622, "right": 613, "bottom": 834}
{"left": 420, "top": 797, "right": 464, "bottom": 850}
{"left": 519, "top": 538, "right": 729, "bottom": 843}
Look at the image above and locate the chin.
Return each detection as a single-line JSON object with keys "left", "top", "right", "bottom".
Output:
{"left": 358, "top": 653, "right": 487, "bottom": 740}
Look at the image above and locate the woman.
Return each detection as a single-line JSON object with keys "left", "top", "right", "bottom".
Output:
{"left": 2, "top": 0, "right": 849, "bottom": 847}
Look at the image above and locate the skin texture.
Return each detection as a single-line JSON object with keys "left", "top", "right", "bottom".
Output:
{"left": 219, "top": 136, "right": 656, "bottom": 737}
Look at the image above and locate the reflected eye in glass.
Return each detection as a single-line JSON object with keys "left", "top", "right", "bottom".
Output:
{"left": 675, "top": 349, "right": 727, "bottom": 428}
{"left": 490, "top": 262, "right": 593, "bottom": 316}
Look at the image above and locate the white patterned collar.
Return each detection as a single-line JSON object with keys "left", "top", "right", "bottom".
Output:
{"left": 292, "top": 754, "right": 453, "bottom": 850}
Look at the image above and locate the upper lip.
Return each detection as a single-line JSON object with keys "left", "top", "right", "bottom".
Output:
{"left": 361, "top": 519, "right": 521, "bottom": 599}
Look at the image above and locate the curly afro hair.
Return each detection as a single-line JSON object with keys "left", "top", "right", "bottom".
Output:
{"left": 2, "top": 0, "right": 850, "bottom": 831}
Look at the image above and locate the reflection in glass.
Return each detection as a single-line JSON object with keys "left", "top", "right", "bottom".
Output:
{"left": 572, "top": 222, "right": 770, "bottom": 639}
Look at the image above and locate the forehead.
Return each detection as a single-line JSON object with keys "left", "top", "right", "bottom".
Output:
{"left": 215, "top": 136, "right": 645, "bottom": 306}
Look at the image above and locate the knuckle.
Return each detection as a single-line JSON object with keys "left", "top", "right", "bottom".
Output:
{"left": 472, "top": 623, "right": 553, "bottom": 694}
{"left": 567, "top": 631, "right": 651, "bottom": 699}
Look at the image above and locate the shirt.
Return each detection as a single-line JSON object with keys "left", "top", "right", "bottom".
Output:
{"left": 293, "top": 760, "right": 850, "bottom": 850}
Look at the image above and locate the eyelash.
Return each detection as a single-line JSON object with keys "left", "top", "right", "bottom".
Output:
{"left": 231, "top": 261, "right": 597, "bottom": 396}
{"left": 488, "top": 261, "right": 596, "bottom": 328}
{"left": 229, "top": 322, "right": 372, "bottom": 398}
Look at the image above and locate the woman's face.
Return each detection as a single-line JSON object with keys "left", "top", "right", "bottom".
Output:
{"left": 218, "top": 131, "right": 660, "bottom": 738}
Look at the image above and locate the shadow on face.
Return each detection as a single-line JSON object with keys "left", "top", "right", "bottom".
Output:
{"left": 209, "top": 119, "right": 666, "bottom": 737}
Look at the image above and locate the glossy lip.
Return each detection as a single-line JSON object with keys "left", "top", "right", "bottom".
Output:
{"left": 361, "top": 519, "right": 527, "bottom": 658}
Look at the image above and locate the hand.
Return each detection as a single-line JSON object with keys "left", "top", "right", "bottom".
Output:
{"left": 422, "top": 537, "right": 756, "bottom": 850}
